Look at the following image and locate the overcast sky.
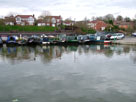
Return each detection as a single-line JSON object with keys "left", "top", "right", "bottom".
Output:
{"left": 0, "top": 0, "right": 136, "bottom": 20}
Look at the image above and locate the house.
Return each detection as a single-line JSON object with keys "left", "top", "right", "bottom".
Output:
{"left": 15, "top": 15, "right": 35, "bottom": 26}
{"left": 46, "top": 16, "right": 62, "bottom": 27}
{"left": 37, "top": 16, "right": 62, "bottom": 27}
{"left": 4, "top": 16, "right": 15, "bottom": 25}
{"left": 88, "top": 20, "right": 107, "bottom": 31}
{"left": 63, "top": 21, "right": 75, "bottom": 26}
{"left": 37, "top": 19, "right": 46, "bottom": 26}
{"left": 114, "top": 21, "right": 133, "bottom": 29}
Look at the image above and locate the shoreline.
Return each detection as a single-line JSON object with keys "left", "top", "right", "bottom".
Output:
{"left": 112, "top": 37, "right": 136, "bottom": 45}
{"left": 0, "top": 33, "right": 136, "bottom": 45}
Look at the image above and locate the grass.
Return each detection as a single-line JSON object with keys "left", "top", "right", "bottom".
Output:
{"left": 0, "top": 25, "right": 57, "bottom": 32}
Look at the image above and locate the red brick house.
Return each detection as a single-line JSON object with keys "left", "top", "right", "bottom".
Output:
{"left": 88, "top": 20, "right": 107, "bottom": 31}
{"left": 15, "top": 15, "right": 35, "bottom": 26}
{"left": 114, "top": 21, "right": 133, "bottom": 29}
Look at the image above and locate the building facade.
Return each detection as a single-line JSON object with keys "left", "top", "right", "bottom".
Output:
{"left": 88, "top": 20, "right": 107, "bottom": 31}
{"left": 37, "top": 16, "right": 62, "bottom": 27}
{"left": 114, "top": 21, "right": 133, "bottom": 29}
{"left": 63, "top": 21, "right": 74, "bottom": 26}
{"left": 15, "top": 15, "right": 35, "bottom": 26}
{"left": 4, "top": 16, "right": 15, "bottom": 25}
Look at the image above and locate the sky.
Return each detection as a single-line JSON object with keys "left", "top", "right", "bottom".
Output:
{"left": 0, "top": 0, "right": 136, "bottom": 20}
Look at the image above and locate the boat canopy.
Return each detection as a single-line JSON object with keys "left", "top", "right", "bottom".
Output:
{"left": 6, "top": 36, "right": 16, "bottom": 43}
{"left": 0, "top": 37, "right": 3, "bottom": 44}
{"left": 43, "top": 37, "right": 49, "bottom": 42}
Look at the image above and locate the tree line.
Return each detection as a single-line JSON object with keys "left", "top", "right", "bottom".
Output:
{"left": 0, "top": 11, "right": 136, "bottom": 34}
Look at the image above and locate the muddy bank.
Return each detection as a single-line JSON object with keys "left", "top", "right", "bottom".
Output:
{"left": 112, "top": 37, "right": 136, "bottom": 45}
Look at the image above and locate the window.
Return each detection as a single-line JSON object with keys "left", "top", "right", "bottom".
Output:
{"left": 52, "top": 24, "right": 55, "bottom": 27}
{"left": 16, "top": 17, "right": 21, "bottom": 21}
{"left": 57, "top": 19, "right": 60, "bottom": 22}
{"left": 47, "top": 23, "right": 50, "bottom": 26}
{"left": 28, "top": 17, "right": 34, "bottom": 21}
{"left": 52, "top": 18, "right": 56, "bottom": 23}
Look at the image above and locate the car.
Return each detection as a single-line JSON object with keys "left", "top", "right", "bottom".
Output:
{"left": 105, "top": 34, "right": 112, "bottom": 40}
{"left": 110, "top": 33, "right": 125, "bottom": 40}
{"left": 132, "top": 33, "right": 136, "bottom": 37}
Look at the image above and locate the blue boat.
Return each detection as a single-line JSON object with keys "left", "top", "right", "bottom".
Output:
{"left": 42, "top": 36, "right": 50, "bottom": 45}
{"left": 6, "top": 36, "right": 17, "bottom": 46}
{"left": 89, "top": 34, "right": 96, "bottom": 41}
{"left": 0, "top": 37, "right": 3, "bottom": 46}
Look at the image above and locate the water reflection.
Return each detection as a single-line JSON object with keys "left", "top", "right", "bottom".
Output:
{"left": 1, "top": 44, "right": 136, "bottom": 102}
{"left": 0, "top": 44, "right": 136, "bottom": 64}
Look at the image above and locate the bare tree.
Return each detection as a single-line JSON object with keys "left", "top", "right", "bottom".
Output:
{"left": 96, "top": 16, "right": 103, "bottom": 20}
{"left": 116, "top": 15, "right": 123, "bottom": 21}
{"left": 38, "top": 10, "right": 51, "bottom": 19}
{"left": 104, "top": 14, "right": 115, "bottom": 21}
{"left": 133, "top": 15, "right": 136, "bottom": 30}
{"left": 91, "top": 16, "right": 96, "bottom": 21}
{"left": 7, "top": 12, "right": 18, "bottom": 17}
{"left": 65, "top": 17, "right": 72, "bottom": 22}
{"left": 135, "top": 14, "right": 136, "bottom": 19}
{"left": 75, "top": 17, "right": 89, "bottom": 29}
{"left": 124, "top": 17, "right": 131, "bottom": 22}
{"left": 0, "top": 19, "right": 5, "bottom": 25}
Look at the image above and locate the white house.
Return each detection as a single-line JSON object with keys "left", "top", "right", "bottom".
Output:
{"left": 49, "top": 16, "right": 62, "bottom": 27}
{"left": 37, "top": 19, "right": 46, "bottom": 26}
{"left": 37, "top": 16, "right": 62, "bottom": 27}
{"left": 15, "top": 15, "right": 35, "bottom": 26}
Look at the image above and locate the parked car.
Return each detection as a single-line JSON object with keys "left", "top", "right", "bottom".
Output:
{"left": 110, "top": 33, "right": 125, "bottom": 40}
{"left": 105, "top": 34, "right": 112, "bottom": 40}
{"left": 132, "top": 33, "right": 136, "bottom": 37}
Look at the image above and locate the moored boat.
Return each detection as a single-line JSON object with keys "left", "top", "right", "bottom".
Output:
{"left": 66, "top": 35, "right": 78, "bottom": 45}
{"left": 42, "top": 36, "right": 50, "bottom": 45}
{"left": 104, "top": 40, "right": 112, "bottom": 44}
{"left": 6, "top": 36, "right": 17, "bottom": 46}
{"left": 27, "top": 36, "right": 42, "bottom": 45}
{"left": 0, "top": 36, "right": 3, "bottom": 46}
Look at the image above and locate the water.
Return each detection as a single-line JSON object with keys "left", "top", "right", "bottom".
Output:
{"left": 0, "top": 44, "right": 136, "bottom": 102}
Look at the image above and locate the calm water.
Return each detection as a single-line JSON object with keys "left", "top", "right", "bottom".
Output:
{"left": 0, "top": 44, "right": 136, "bottom": 102}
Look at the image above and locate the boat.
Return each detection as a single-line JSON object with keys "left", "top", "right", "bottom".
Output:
{"left": 42, "top": 36, "right": 50, "bottom": 45}
{"left": 1, "top": 35, "right": 8, "bottom": 43}
{"left": 66, "top": 35, "right": 78, "bottom": 44}
{"left": 0, "top": 36, "right": 3, "bottom": 46}
{"left": 17, "top": 39, "right": 27, "bottom": 46}
{"left": 82, "top": 35, "right": 91, "bottom": 44}
{"left": 6, "top": 36, "right": 17, "bottom": 46}
{"left": 132, "top": 33, "right": 136, "bottom": 37}
{"left": 27, "top": 36, "right": 42, "bottom": 45}
{"left": 104, "top": 40, "right": 112, "bottom": 44}
{"left": 57, "top": 34, "right": 67, "bottom": 44}
{"left": 17, "top": 36, "right": 28, "bottom": 46}
{"left": 77, "top": 35, "right": 84, "bottom": 43}
{"left": 48, "top": 35, "right": 59, "bottom": 45}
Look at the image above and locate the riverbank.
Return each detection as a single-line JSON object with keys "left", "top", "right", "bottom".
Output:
{"left": 0, "top": 25, "right": 57, "bottom": 33}
{"left": 112, "top": 37, "right": 136, "bottom": 45}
